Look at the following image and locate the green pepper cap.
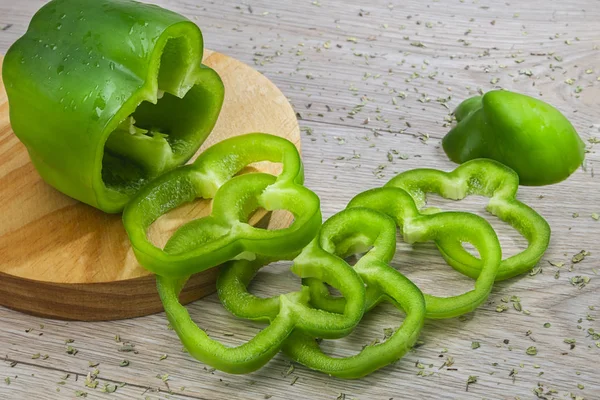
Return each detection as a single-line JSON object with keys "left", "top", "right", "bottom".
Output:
{"left": 442, "top": 90, "right": 585, "bottom": 186}
{"left": 2, "top": 0, "right": 224, "bottom": 212}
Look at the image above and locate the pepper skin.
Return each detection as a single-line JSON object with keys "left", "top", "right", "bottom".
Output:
{"left": 442, "top": 90, "right": 585, "bottom": 186}
{"left": 123, "top": 133, "right": 322, "bottom": 277}
{"left": 2, "top": 0, "right": 224, "bottom": 212}
{"left": 387, "top": 159, "right": 551, "bottom": 281}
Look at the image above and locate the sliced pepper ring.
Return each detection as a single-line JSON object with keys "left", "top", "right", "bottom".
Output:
{"left": 216, "top": 209, "right": 396, "bottom": 332}
{"left": 216, "top": 230, "right": 379, "bottom": 342}
{"left": 123, "top": 133, "right": 322, "bottom": 277}
{"left": 278, "top": 208, "right": 426, "bottom": 379}
{"left": 386, "top": 159, "right": 551, "bottom": 281}
{"left": 157, "top": 243, "right": 366, "bottom": 373}
{"left": 338, "top": 187, "right": 502, "bottom": 319}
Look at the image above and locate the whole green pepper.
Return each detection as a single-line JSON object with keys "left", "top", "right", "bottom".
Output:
{"left": 2, "top": 0, "right": 224, "bottom": 212}
{"left": 442, "top": 90, "right": 585, "bottom": 186}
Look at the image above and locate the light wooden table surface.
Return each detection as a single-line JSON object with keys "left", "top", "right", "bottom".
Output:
{"left": 1, "top": 1, "right": 599, "bottom": 399}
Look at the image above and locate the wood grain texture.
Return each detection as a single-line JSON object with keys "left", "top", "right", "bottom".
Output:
{"left": 0, "top": 49, "right": 300, "bottom": 320}
{"left": 1, "top": 0, "right": 599, "bottom": 399}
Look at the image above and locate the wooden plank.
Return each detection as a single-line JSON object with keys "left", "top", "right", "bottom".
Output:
{"left": 1, "top": 0, "right": 599, "bottom": 399}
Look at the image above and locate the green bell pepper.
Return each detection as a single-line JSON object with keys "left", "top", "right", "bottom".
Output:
{"left": 442, "top": 90, "right": 585, "bottom": 186}
{"left": 2, "top": 0, "right": 224, "bottom": 212}
{"left": 387, "top": 159, "right": 551, "bottom": 281}
{"left": 123, "top": 133, "right": 322, "bottom": 277}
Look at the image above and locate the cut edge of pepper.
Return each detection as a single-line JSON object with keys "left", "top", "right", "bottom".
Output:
{"left": 93, "top": 21, "right": 224, "bottom": 213}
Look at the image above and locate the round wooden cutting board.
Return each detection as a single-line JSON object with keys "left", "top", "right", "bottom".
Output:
{"left": 0, "top": 50, "right": 300, "bottom": 321}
